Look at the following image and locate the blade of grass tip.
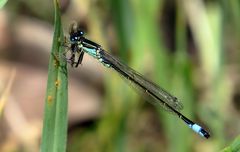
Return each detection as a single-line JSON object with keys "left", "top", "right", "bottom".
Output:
{"left": 0, "top": 68, "right": 16, "bottom": 116}
{"left": 221, "top": 135, "right": 240, "bottom": 152}
{"left": 40, "top": 0, "right": 68, "bottom": 152}
{"left": 0, "top": 0, "right": 8, "bottom": 9}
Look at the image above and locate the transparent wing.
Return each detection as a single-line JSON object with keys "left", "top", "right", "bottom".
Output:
{"left": 99, "top": 49, "right": 183, "bottom": 113}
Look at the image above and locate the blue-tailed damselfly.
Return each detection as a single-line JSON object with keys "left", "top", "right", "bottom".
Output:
{"left": 64, "top": 23, "right": 210, "bottom": 139}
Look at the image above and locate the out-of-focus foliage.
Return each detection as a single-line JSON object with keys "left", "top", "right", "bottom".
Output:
{"left": 221, "top": 135, "right": 240, "bottom": 152}
{"left": 0, "top": 0, "right": 8, "bottom": 9}
{"left": 0, "top": 69, "right": 15, "bottom": 116}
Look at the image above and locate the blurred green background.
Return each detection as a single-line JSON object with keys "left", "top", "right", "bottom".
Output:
{"left": 0, "top": 0, "right": 240, "bottom": 152}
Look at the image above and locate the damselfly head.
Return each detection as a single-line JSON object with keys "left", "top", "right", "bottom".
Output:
{"left": 69, "top": 22, "right": 84, "bottom": 43}
{"left": 69, "top": 30, "right": 84, "bottom": 42}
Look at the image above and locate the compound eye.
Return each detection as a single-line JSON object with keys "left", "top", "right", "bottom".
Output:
{"left": 70, "top": 36, "right": 76, "bottom": 42}
{"left": 78, "top": 30, "right": 84, "bottom": 36}
{"left": 70, "top": 33, "right": 79, "bottom": 42}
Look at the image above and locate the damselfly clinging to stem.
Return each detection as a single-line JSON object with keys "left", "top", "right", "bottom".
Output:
{"left": 63, "top": 23, "right": 210, "bottom": 139}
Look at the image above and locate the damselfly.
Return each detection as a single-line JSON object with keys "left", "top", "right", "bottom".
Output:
{"left": 64, "top": 23, "right": 210, "bottom": 139}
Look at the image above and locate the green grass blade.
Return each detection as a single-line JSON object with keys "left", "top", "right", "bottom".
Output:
{"left": 221, "top": 135, "right": 240, "bottom": 152}
{"left": 40, "top": 0, "right": 68, "bottom": 152}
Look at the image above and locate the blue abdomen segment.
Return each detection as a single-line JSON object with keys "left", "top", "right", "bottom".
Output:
{"left": 189, "top": 124, "right": 210, "bottom": 138}
{"left": 180, "top": 113, "right": 210, "bottom": 139}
